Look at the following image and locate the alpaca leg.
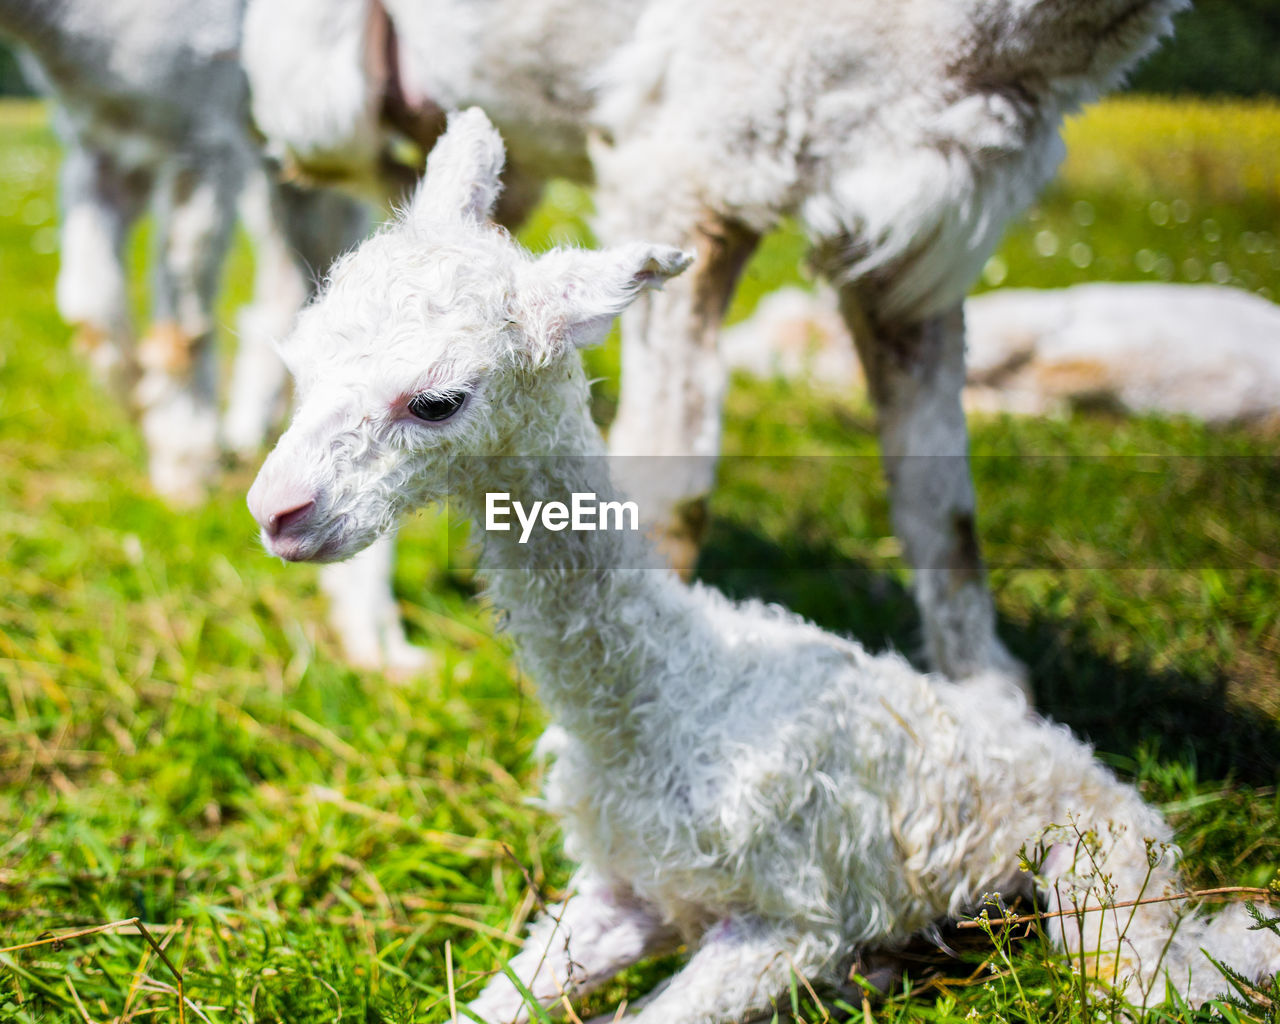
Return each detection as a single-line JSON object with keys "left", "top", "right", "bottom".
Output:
{"left": 468, "top": 873, "right": 680, "bottom": 1024}
{"left": 272, "top": 177, "right": 373, "bottom": 284}
{"left": 55, "top": 139, "right": 150, "bottom": 402}
{"left": 221, "top": 166, "right": 310, "bottom": 459}
{"left": 319, "top": 529, "right": 427, "bottom": 673}
{"left": 836, "top": 286, "right": 1026, "bottom": 690}
{"left": 222, "top": 169, "right": 371, "bottom": 458}
{"left": 605, "top": 214, "right": 760, "bottom": 578}
{"left": 224, "top": 175, "right": 373, "bottom": 459}
{"left": 137, "top": 151, "right": 243, "bottom": 503}
{"left": 623, "top": 917, "right": 824, "bottom": 1024}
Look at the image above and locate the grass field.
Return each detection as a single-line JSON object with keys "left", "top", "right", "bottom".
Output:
{"left": 1, "top": 96, "right": 1279, "bottom": 1023}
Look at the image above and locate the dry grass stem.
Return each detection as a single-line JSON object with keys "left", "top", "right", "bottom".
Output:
{"left": 958, "top": 885, "right": 1278, "bottom": 930}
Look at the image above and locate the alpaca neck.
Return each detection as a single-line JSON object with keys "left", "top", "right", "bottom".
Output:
{"left": 454, "top": 372, "right": 691, "bottom": 745}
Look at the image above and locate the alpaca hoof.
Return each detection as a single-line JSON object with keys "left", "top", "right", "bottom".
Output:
{"left": 72, "top": 322, "right": 138, "bottom": 405}
{"left": 330, "top": 610, "right": 434, "bottom": 677}
{"left": 147, "top": 451, "right": 216, "bottom": 507}
{"left": 375, "top": 637, "right": 435, "bottom": 679}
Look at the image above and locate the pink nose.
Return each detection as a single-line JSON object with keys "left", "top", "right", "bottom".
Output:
{"left": 264, "top": 499, "right": 316, "bottom": 539}
{"left": 247, "top": 472, "right": 318, "bottom": 539}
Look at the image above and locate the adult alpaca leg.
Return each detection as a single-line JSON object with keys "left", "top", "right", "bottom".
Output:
{"left": 137, "top": 150, "right": 243, "bottom": 503}
{"left": 223, "top": 170, "right": 375, "bottom": 459}
{"left": 320, "top": 530, "right": 428, "bottom": 672}
{"left": 604, "top": 210, "right": 760, "bottom": 578}
{"left": 221, "top": 166, "right": 311, "bottom": 460}
{"left": 54, "top": 136, "right": 151, "bottom": 403}
{"left": 836, "top": 284, "right": 1026, "bottom": 689}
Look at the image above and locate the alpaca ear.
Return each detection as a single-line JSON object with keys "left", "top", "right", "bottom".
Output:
{"left": 408, "top": 107, "right": 506, "bottom": 227}
{"left": 520, "top": 243, "right": 694, "bottom": 357}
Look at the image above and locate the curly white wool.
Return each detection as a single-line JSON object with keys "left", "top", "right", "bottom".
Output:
{"left": 249, "top": 111, "right": 1280, "bottom": 1024}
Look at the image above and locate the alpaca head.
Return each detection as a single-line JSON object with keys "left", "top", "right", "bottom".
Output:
{"left": 248, "top": 108, "right": 691, "bottom": 563}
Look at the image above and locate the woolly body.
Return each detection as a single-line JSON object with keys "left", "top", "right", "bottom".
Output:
{"left": 2, "top": 0, "right": 248, "bottom": 152}
{"left": 248, "top": 112, "right": 1280, "bottom": 1023}
{"left": 247, "top": 0, "right": 1183, "bottom": 315}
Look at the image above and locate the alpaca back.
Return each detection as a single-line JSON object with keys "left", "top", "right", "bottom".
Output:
{"left": 7, "top": 0, "right": 248, "bottom": 146}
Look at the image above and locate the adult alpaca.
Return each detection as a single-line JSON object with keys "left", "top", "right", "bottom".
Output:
{"left": 248, "top": 111, "right": 1280, "bottom": 1023}
{"left": 0, "top": 0, "right": 300, "bottom": 497}
{"left": 242, "top": 0, "right": 1188, "bottom": 692}
{"left": 0, "top": 0, "right": 424, "bottom": 669}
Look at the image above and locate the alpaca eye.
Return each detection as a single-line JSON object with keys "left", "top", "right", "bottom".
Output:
{"left": 407, "top": 390, "right": 468, "bottom": 422}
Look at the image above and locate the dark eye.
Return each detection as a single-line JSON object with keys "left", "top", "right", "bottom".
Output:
{"left": 407, "top": 390, "right": 468, "bottom": 422}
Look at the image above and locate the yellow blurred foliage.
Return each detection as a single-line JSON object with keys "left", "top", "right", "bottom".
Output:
{"left": 1061, "top": 97, "right": 1280, "bottom": 204}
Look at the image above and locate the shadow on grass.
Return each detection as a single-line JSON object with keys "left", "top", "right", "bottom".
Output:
{"left": 696, "top": 519, "right": 1280, "bottom": 786}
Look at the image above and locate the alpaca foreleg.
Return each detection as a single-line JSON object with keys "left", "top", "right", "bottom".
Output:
{"left": 138, "top": 151, "right": 242, "bottom": 502}
{"left": 622, "top": 916, "right": 827, "bottom": 1024}
{"left": 837, "top": 285, "right": 1026, "bottom": 692}
{"left": 319, "top": 530, "right": 427, "bottom": 672}
{"left": 55, "top": 139, "right": 150, "bottom": 401}
{"left": 222, "top": 166, "right": 310, "bottom": 458}
{"left": 605, "top": 212, "right": 759, "bottom": 579}
{"left": 468, "top": 872, "right": 680, "bottom": 1024}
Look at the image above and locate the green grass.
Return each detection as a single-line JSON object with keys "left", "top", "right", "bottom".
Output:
{"left": 1, "top": 96, "right": 1278, "bottom": 1022}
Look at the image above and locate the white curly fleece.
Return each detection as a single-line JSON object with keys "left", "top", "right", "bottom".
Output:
{"left": 249, "top": 111, "right": 1280, "bottom": 1024}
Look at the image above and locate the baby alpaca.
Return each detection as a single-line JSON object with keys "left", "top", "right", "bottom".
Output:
{"left": 248, "top": 111, "right": 1280, "bottom": 1022}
